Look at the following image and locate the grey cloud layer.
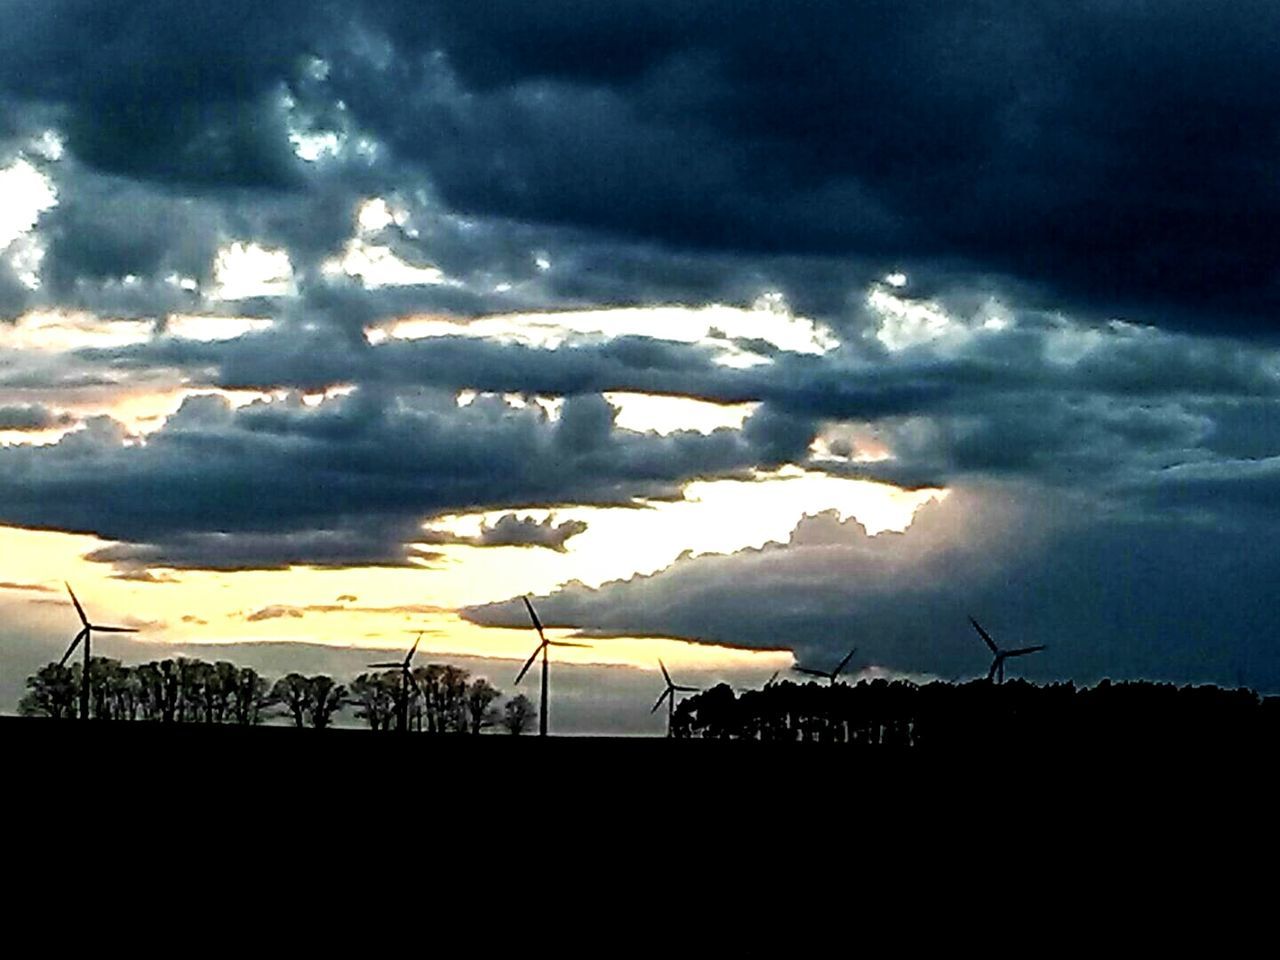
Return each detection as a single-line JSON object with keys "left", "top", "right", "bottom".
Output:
{"left": 6, "top": 3, "right": 1280, "bottom": 330}
{"left": 0, "top": 388, "right": 783, "bottom": 569}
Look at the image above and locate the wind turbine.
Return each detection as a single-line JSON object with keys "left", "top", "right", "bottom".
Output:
{"left": 793, "top": 646, "right": 858, "bottom": 685}
{"left": 651, "top": 660, "right": 699, "bottom": 737}
{"left": 514, "top": 596, "right": 590, "bottom": 737}
{"left": 367, "top": 632, "right": 423, "bottom": 732}
{"left": 968, "top": 616, "right": 1045, "bottom": 684}
{"left": 59, "top": 583, "right": 138, "bottom": 720}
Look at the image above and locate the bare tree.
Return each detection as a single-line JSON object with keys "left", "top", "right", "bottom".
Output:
{"left": 232, "top": 667, "right": 271, "bottom": 725}
{"left": 304, "top": 675, "right": 347, "bottom": 729}
{"left": 503, "top": 694, "right": 535, "bottom": 735}
{"left": 271, "top": 673, "right": 310, "bottom": 728}
{"left": 350, "top": 672, "right": 398, "bottom": 731}
{"left": 465, "top": 679, "right": 503, "bottom": 735}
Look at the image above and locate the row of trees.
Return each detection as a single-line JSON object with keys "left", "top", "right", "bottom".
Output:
{"left": 672, "top": 677, "right": 1280, "bottom": 748}
{"left": 19, "top": 656, "right": 537, "bottom": 734}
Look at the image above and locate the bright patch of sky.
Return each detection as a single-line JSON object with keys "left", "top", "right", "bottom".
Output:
{"left": 164, "top": 314, "right": 274, "bottom": 342}
{"left": 419, "top": 468, "right": 945, "bottom": 599}
{"left": 868, "top": 279, "right": 1013, "bottom": 352}
{"left": 0, "top": 158, "right": 56, "bottom": 249}
{"left": 0, "top": 524, "right": 793, "bottom": 678}
{"left": 212, "top": 242, "right": 296, "bottom": 300}
{"left": 374, "top": 296, "right": 839, "bottom": 366}
{"left": 0, "top": 310, "right": 151, "bottom": 351}
{"left": 323, "top": 198, "right": 451, "bottom": 287}
{"left": 603, "top": 392, "right": 758, "bottom": 435}
{"left": 0, "top": 156, "right": 57, "bottom": 288}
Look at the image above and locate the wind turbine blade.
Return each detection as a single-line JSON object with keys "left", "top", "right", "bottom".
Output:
{"left": 659, "top": 659, "right": 672, "bottom": 685}
{"left": 88, "top": 626, "right": 138, "bottom": 634}
{"left": 65, "top": 583, "right": 89, "bottom": 627}
{"left": 675, "top": 685, "right": 700, "bottom": 693}
{"left": 514, "top": 645, "right": 542, "bottom": 685}
{"left": 986, "top": 658, "right": 1000, "bottom": 682}
{"left": 834, "top": 646, "right": 858, "bottom": 677}
{"left": 522, "top": 596, "right": 546, "bottom": 642}
{"left": 403, "top": 631, "right": 423, "bottom": 667}
{"left": 765, "top": 671, "right": 780, "bottom": 687}
{"left": 969, "top": 616, "right": 999, "bottom": 653}
{"left": 793, "top": 666, "right": 826, "bottom": 677}
{"left": 59, "top": 628, "right": 87, "bottom": 667}
{"left": 651, "top": 688, "right": 671, "bottom": 714}
{"left": 1005, "top": 645, "right": 1046, "bottom": 657}
{"left": 547, "top": 640, "right": 591, "bottom": 648}
{"left": 368, "top": 662, "right": 402, "bottom": 669}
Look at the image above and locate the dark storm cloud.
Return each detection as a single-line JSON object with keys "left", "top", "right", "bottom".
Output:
{"left": 0, "top": 0, "right": 323, "bottom": 188}
{"left": 4, "top": 3, "right": 1280, "bottom": 330}
{"left": 464, "top": 487, "right": 1280, "bottom": 691}
{"left": 343, "top": 1, "right": 1280, "bottom": 333}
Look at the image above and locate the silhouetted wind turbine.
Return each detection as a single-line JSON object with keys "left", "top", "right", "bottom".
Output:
{"left": 368, "top": 632, "right": 423, "bottom": 732}
{"left": 969, "top": 616, "right": 1045, "bottom": 684}
{"left": 60, "top": 583, "right": 138, "bottom": 720}
{"left": 651, "top": 660, "right": 699, "bottom": 737}
{"left": 514, "top": 596, "right": 590, "bottom": 737}
{"left": 793, "top": 646, "right": 858, "bottom": 685}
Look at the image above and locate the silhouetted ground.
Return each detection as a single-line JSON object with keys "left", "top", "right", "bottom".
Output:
{"left": 7, "top": 714, "right": 1272, "bottom": 821}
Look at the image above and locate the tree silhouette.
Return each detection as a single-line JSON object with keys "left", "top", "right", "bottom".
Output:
{"left": 19, "top": 663, "right": 78, "bottom": 719}
{"left": 304, "top": 675, "right": 347, "bottom": 729}
{"left": 271, "top": 673, "right": 311, "bottom": 728}
{"left": 465, "top": 678, "right": 502, "bottom": 734}
{"left": 350, "top": 672, "right": 399, "bottom": 731}
{"left": 503, "top": 694, "right": 535, "bottom": 735}
{"left": 231, "top": 666, "right": 271, "bottom": 724}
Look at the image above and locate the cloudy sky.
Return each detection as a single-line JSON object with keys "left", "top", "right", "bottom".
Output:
{"left": 3, "top": 2, "right": 1279, "bottom": 731}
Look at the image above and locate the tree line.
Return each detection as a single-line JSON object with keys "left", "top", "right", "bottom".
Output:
{"left": 672, "top": 677, "right": 1280, "bottom": 750}
{"left": 19, "top": 656, "right": 537, "bottom": 734}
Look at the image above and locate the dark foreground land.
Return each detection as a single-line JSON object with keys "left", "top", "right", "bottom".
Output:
{"left": 7, "top": 714, "right": 1278, "bottom": 904}
{"left": 7, "top": 714, "right": 1274, "bottom": 821}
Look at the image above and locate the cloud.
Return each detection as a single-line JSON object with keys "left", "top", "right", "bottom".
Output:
{"left": 0, "top": 581, "right": 53, "bottom": 593}
{"left": 244, "top": 605, "right": 305, "bottom": 622}
{"left": 0, "top": 387, "right": 808, "bottom": 570}
{"left": 422, "top": 513, "right": 589, "bottom": 552}
{"left": 464, "top": 484, "right": 1280, "bottom": 691}
{"left": 3, "top": 3, "right": 1280, "bottom": 332}
{"left": 0, "top": 403, "right": 74, "bottom": 431}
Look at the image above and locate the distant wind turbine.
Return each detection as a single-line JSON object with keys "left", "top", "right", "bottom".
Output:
{"left": 651, "top": 660, "right": 699, "bottom": 737}
{"left": 60, "top": 583, "right": 139, "bottom": 720}
{"left": 367, "top": 631, "right": 423, "bottom": 732}
{"left": 793, "top": 646, "right": 858, "bottom": 685}
{"left": 968, "top": 616, "right": 1045, "bottom": 684}
{"left": 514, "top": 596, "right": 590, "bottom": 737}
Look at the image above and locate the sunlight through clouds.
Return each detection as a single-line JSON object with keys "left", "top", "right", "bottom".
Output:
{"left": 374, "top": 298, "right": 839, "bottom": 364}
{"left": 212, "top": 242, "right": 296, "bottom": 300}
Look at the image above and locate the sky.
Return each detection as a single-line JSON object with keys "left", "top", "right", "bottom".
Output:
{"left": 3, "top": 2, "right": 1280, "bottom": 732}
